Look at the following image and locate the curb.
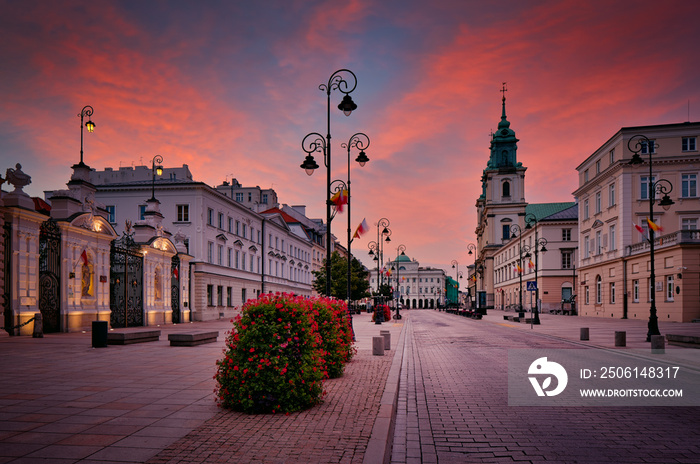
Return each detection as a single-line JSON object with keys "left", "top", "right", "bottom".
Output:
{"left": 363, "top": 318, "right": 407, "bottom": 464}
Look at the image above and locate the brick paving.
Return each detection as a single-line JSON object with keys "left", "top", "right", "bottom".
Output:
{"left": 391, "top": 310, "right": 700, "bottom": 464}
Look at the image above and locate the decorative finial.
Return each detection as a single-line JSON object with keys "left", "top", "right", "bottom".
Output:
{"left": 501, "top": 82, "right": 507, "bottom": 101}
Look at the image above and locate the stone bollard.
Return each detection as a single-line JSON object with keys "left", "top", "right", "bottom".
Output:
{"left": 651, "top": 335, "right": 665, "bottom": 354}
{"left": 580, "top": 327, "right": 589, "bottom": 341}
{"left": 32, "top": 313, "right": 43, "bottom": 338}
{"left": 615, "top": 331, "right": 626, "bottom": 347}
{"left": 372, "top": 336, "right": 385, "bottom": 356}
{"left": 380, "top": 330, "right": 391, "bottom": 350}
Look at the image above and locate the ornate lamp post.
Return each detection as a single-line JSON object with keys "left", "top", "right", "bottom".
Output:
{"left": 150, "top": 155, "right": 164, "bottom": 202}
{"left": 467, "top": 243, "right": 477, "bottom": 310}
{"left": 628, "top": 134, "right": 674, "bottom": 341}
{"left": 300, "top": 69, "right": 358, "bottom": 297}
{"left": 451, "top": 259, "right": 462, "bottom": 309}
{"left": 393, "top": 244, "right": 406, "bottom": 319}
{"left": 525, "top": 214, "right": 548, "bottom": 325}
{"left": 78, "top": 105, "right": 95, "bottom": 166}
{"left": 341, "top": 133, "right": 370, "bottom": 307}
{"left": 510, "top": 224, "right": 527, "bottom": 316}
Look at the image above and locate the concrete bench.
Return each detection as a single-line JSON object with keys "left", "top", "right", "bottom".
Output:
{"left": 666, "top": 334, "right": 700, "bottom": 348}
{"left": 168, "top": 331, "right": 219, "bottom": 346}
{"left": 107, "top": 329, "right": 161, "bottom": 345}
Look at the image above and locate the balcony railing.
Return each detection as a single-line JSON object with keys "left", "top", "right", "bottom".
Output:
{"left": 628, "top": 230, "right": 700, "bottom": 256}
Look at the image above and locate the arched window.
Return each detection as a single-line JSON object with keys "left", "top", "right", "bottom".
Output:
{"left": 502, "top": 181, "right": 511, "bottom": 198}
{"left": 596, "top": 275, "right": 602, "bottom": 304}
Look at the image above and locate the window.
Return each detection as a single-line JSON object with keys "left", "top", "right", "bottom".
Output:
{"left": 585, "top": 286, "right": 590, "bottom": 305}
{"left": 242, "top": 252, "right": 246, "bottom": 270}
{"left": 584, "top": 235, "right": 590, "bottom": 258}
{"left": 562, "top": 229, "right": 571, "bottom": 241}
{"left": 610, "top": 282, "right": 616, "bottom": 304}
{"left": 228, "top": 217, "right": 233, "bottom": 233}
{"left": 235, "top": 250, "right": 240, "bottom": 269}
{"left": 681, "top": 174, "right": 697, "bottom": 198}
{"left": 139, "top": 205, "right": 147, "bottom": 220}
{"left": 176, "top": 204, "right": 189, "bottom": 222}
{"left": 207, "top": 208, "right": 214, "bottom": 226}
{"left": 217, "top": 286, "right": 223, "bottom": 306}
{"left": 633, "top": 280, "right": 639, "bottom": 302}
{"left": 217, "top": 244, "right": 223, "bottom": 265}
{"left": 502, "top": 181, "right": 510, "bottom": 197}
{"left": 641, "top": 176, "right": 656, "bottom": 200}
{"left": 207, "top": 285, "right": 214, "bottom": 306}
{"left": 242, "top": 224, "right": 247, "bottom": 239}
{"left": 207, "top": 242, "right": 214, "bottom": 263}
{"left": 609, "top": 183, "right": 616, "bottom": 207}
{"left": 561, "top": 251, "right": 572, "bottom": 269}
{"left": 248, "top": 192, "right": 252, "bottom": 202}
{"left": 609, "top": 225, "right": 616, "bottom": 251}
{"left": 242, "top": 288, "right": 247, "bottom": 303}
{"left": 235, "top": 193, "right": 243, "bottom": 202}
{"left": 640, "top": 139, "right": 656, "bottom": 154}
{"left": 106, "top": 205, "right": 116, "bottom": 223}
{"left": 218, "top": 212, "right": 224, "bottom": 229}
{"left": 250, "top": 254, "right": 254, "bottom": 272}
{"left": 502, "top": 225, "right": 511, "bottom": 242}
{"left": 583, "top": 199, "right": 589, "bottom": 220}
{"left": 595, "top": 159, "right": 601, "bottom": 175}
{"left": 681, "top": 218, "right": 698, "bottom": 230}
{"left": 227, "top": 287, "right": 232, "bottom": 306}
{"left": 609, "top": 148, "right": 615, "bottom": 164}
{"left": 596, "top": 275, "right": 602, "bottom": 304}
{"left": 596, "top": 231, "right": 602, "bottom": 255}
{"left": 682, "top": 137, "right": 696, "bottom": 152}
{"left": 262, "top": 194, "right": 268, "bottom": 204}
{"left": 595, "top": 192, "right": 601, "bottom": 214}
{"left": 228, "top": 248, "right": 232, "bottom": 267}
{"left": 666, "top": 275, "right": 674, "bottom": 301}
{"left": 235, "top": 220, "right": 240, "bottom": 235}
{"left": 584, "top": 170, "right": 589, "bottom": 182}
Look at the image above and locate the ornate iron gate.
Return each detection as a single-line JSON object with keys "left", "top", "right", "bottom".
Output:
{"left": 110, "top": 231, "right": 144, "bottom": 328}
{"left": 171, "top": 255, "right": 180, "bottom": 323}
{"left": 39, "top": 218, "right": 61, "bottom": 333}
{"left": 3, "top": 222, "right": 12, "bottom": 335}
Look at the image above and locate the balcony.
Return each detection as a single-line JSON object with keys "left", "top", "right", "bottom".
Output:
{"left": 629, "top": 230, "right": 700, "bottom": 256}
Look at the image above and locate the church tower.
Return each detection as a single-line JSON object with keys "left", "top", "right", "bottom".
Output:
{"left": 474, "top": 84, "right": 527, "bottom": 310}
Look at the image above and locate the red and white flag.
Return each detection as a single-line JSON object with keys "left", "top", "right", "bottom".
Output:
{"left": 353, "top": 218, "right": 369, "bottom": 239}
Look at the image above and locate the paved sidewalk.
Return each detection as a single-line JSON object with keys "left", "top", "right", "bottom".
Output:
{"left": 0, "top": 312, "right": 405, "bottom": 464}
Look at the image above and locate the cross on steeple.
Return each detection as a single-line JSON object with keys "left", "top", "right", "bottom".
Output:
{"left": 501, "top": 82, "right": 507, "bottom": 101}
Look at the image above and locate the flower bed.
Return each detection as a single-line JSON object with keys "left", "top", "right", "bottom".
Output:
{"left": 215, "top": 293, "right": 355, "bottom": 414}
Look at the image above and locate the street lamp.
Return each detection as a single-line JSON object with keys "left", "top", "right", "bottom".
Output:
{"left": 150, "top": 155, "right": 164, "bottom": 202}
{"left": 510, "top": 224, "right": 527, "bottom": 317}
{"left": 342, "top": 133, "right": 370, "bottom": 308}
{"left": 525, "top": 214, "right": 548, "bottom": 325}
{"left": 628, "top": 134, "right": 674, "bottom": 341}
{"left": 451, "top": 259, "right": 462, "bottom": 309}
{"left": 78, "top": 105, "right": 95, "bottom": 166}
{"left": 467, "top": 243, "right": 477, "bottom": 311}
{"left": 299, "top": 69, "right": 358, "bottom": 297}
{"left": 393, "top": 244, "right": 406, "bottom": 319}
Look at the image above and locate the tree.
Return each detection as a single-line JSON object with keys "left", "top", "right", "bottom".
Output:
{"left": 312, "top": 252, "right": 370, "bottom": 301}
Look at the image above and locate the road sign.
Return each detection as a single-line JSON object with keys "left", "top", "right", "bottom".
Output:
{"left": 526, "top": 281, "right": 537, "bottom": 291}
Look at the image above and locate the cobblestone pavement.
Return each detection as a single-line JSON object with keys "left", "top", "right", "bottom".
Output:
{"left": 391, "top": 311, "right": 700, "bottom": 464}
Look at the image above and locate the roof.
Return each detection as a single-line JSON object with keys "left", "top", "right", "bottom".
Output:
{"left": 260, "top": 207, "right": 299, "bottom": 224}
{"left": 540, "top": 203, "right": 578, "bottom": 221}
{"left": 524, "top": 202, "right": 576, "bottom": 222}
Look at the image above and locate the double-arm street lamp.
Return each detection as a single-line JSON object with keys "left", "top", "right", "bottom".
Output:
{"left": 78, "top": 105, "right": 95, "bottom": 166}
{"left": 628, "top": 134, "right": 674, "bottom": 341}
{"left": 524, "top": 214, "right": 548, "bottom": 325}
{"left": 510, "top": 224, "right": 527, "bottom": 316}
{"left": 300, "top": 69, "right": 359, "bottom": 297}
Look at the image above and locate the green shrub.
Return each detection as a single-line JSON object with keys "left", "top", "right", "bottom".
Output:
{"left": 215, "top": 293, "right": 326, "bottom": 414}
{"left": 311, "top": 297, "right": 355, "bottom": 379}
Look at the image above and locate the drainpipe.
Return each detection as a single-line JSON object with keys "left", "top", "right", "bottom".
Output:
{"left": 261, "top": 218, "right": 266, "bottom": 294}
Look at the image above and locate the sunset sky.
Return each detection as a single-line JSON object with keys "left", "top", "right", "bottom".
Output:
{"left": 2, "top": 0, "right": 699, "bottom": 277}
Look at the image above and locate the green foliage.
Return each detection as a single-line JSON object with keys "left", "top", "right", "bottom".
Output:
{"left": 215, "top": 293, "right": 326, "bottom": 414}
{"left": 312, "top": 252, "right": 370, "bottom": 300}
{"left": 215, "top": 293, "right": 357, "bottom": 414}
{"left": 312, "top": 298, "right": 356, "bottom": 378}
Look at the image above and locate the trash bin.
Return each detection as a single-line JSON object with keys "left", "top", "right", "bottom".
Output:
{"left": 92, "top": 321, "right": 108, "bottom": 348}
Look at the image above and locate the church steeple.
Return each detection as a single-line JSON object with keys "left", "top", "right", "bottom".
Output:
{"left": 486, "top": 82, "right": 521, "bottom": 170}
